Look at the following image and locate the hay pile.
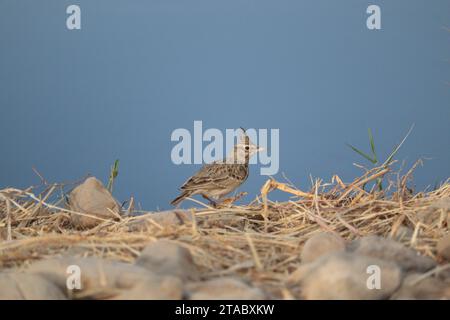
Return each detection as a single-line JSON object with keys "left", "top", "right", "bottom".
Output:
{"left": 0, "top": 164, "right": 449, "bottom": 298}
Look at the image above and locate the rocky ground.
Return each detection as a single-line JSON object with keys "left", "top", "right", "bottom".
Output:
{"left": 1, "top": 234, "right": 449, "bottom": 300}
{"left": 0, "top": 175, "right": 449, "bottom": 299}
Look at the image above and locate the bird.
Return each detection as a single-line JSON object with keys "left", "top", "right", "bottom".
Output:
{"left": 171, "top": 128, "right": 263, "bottom": 207}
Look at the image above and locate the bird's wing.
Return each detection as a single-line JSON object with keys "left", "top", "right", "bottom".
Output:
{"left": 229, "top": 163, "right": 249, "bottom": 182}
{"left": 180, "top": 163, "right": 239, "bottom": 191}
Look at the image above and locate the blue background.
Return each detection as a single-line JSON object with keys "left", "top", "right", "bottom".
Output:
{"left": 1, "top": 1, "right": 449, "bottom": 210}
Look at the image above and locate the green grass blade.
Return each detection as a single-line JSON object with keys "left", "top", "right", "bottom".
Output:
{"left": 368, "top": 128, "right": 378, "bottom": 164}
{"left": 382, "top": 124, "right": 415, "bottom": 166}
{"left": 346, "top": 143, "right": 377, "bottom": 164}
{"left": 376, "top": 177, "right": 383, "bottom": 191}
{"left": 107, "top": 159, "right": 120, "bottom": 193}
{"left": 112, "top": 159, "right": 119, "bottom": 178}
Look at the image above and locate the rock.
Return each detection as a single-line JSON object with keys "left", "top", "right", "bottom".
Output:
{"left": 391, "top": 226, "right": 414, "bottom": 242}
{"left": 436, "top": 234, "right": 450, "bottom": 261}
{"left": 416, "top": 205, "right": 447, "bottom": 227}
{"left": 135, "top": 240, "right": 199, "bottom": 281}
{"left": 26, "top": 256, "right": 181, "bottom": 299}
{"left": 186, "top": 278, "right": 266, "bottom": 300}
{"left": 431, "top": 197, "right": 450, "bottom": 210}
{"left": 112, "top": 276, "right": 183, "bottom": 300}
{"left": 347, "top": 235, "right": 436, "bottom": 272}
{"left": 288, "top": 252, "right": 402, "bottom": 300}
{"left": 126, "top": 210, "right": 193, "bottom": 231}
{"left": 391, "top": 273, "right": 450, "bottom": 300}
{"left": 0, "top": 273, "right": 67, "bottom": 300}
{"left": 435, "top": 267, "right": 450, "bottom": 281}
{"left": 68, "top": 177, "right": 121, "bottom": 228}
{"left": 300, "top": 232, "right": 346, "bottom": 263}
{"left": 28, "top": 256, "right": 150, "bottom": 290}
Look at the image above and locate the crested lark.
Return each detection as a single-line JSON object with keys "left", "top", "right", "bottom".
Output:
{"left": 171, "top": 129, "right": 263, "bottom": 206}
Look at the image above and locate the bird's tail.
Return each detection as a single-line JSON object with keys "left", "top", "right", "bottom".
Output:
{"left": 170, "top": 190, "right": 192, "bottom": 206}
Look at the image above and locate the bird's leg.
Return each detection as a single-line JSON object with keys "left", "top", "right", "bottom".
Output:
{"left": 216, "top": 192, "right": 248, "bottom": 208}
{"left": 202, "top": 194, "right": 217, "bottom": 208}
{"left": 232, "top": 191, "right": 248, "bottom": 202}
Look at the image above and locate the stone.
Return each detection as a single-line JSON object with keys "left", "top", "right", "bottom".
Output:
{"left": 436, "top": 234, "right": 450, "bottom": 261}
{"left": 186, "top": 277, "right": 266, "bottom": 300}
{"left": 288, "top": 252, "right": 402, "bottom": 300}
{"left": 347, "top": 235, "right": 436, "bottom": 272}
{"left": 431, "top": 197, "right": 450, "bottom": 210}
{"left": 26, "top": 256, "right": 181, "bottom": 299}
{"left": 391, "top": 226, "right": 414, "bottom": 242}
{"left": 300, "top": 232, "right": 346, "bottom": 263}
{"left": 416, "top": 199, "right": 448, "bottom": 226}
{"left": 126, "top": 210, "right": 193, "bottom": 231}
{"left": 391, "top": 273, "right": 450, "bottom": 300}
{"left": 0, "top": 273, "right": 67, "bottom": 300}
{"left": 68, "top": 177, "right": 121, "bottom": 229}
{"left": 135, "top": 240, "right": 199, "bottom": 281}
{"left": 112, "top": 276, "right": 183, "bottom": 300}
{"left": 27, "top": 256, "right": 150, "bottom": 290}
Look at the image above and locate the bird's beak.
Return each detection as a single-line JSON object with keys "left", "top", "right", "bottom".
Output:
{"left": 257, "top": 146, "right": 265, "bottom": 152}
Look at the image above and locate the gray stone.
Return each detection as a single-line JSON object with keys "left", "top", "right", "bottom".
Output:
{"left": 126, "top": 210, "right": 193, "bottom": 231}
{"left": 68, "top": 177, "right": 121, "bottom": 228}
{"left": 27, "top": 256, "right": 151, "bottom": 290}
{"left": 391, "top": 226, "right": 414, "bottom": 242}
{"left": 135, "top": 240, "right": 199, "bottom": 281}
{"left": 186, "top": 277, "right": 266, "bottom": 300}
{"left": 288, "top": 252, "right": 402, "bottom": 300}
{"left": 436, "top": 234, "right": 450, "bottom": 261}
{"left": 112, "top": 276, "right": 183, "bottom": 300}
{"left": 26, "top": 256, "right": 182, "bottom": 299}
{"left": 391, "top": 273, "right": 450, "bottom": 300}
{"left": 431, "top": 197, "right": 450, "bottom": 210}
{"left": 416, "top": 199, "right": 448, "bottom": 226}
{"left": 0, "top": 273, "right": 67, "bottom": 300}
{"left": 347, "top": 235, "right": 436, "bottom": 272}
{"left": 301, "top": 232, "right": 346, "bottom": 263}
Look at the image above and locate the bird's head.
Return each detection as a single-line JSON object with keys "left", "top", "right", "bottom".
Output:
{"left": 228, "top": 128, "right": 264, "bottom": 163}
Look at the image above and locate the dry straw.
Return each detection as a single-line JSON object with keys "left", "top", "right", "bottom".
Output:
{"left": 0, "top": 163, "right": 448, "bottom": 297}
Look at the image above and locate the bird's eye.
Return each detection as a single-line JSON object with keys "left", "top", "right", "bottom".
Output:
{"left": 245, "top": 146, "right": 250, "bottom": 151}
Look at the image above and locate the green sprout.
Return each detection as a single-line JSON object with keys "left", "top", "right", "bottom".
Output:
{"left": 107, "top": 159, "right": 120, "bottom": 193}
{"left": 347, "top": 125, "right": 414, "bottom": 191}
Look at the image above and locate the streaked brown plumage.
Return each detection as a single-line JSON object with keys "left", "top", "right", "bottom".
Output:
{"left": 171, "top": 129, "right": 263, "bottom": 206}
